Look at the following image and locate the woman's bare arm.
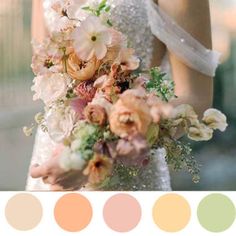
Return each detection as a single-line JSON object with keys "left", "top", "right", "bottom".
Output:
{"left": 32, "top": 0, "right": 48, "bottom": 43}
{"left": 158, "top": 0, "right": 213, "bottom": 117}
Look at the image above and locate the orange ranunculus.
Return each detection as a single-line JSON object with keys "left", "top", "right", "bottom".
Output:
{"left": 67, "top": 52, "right": 101, "bottom": 81}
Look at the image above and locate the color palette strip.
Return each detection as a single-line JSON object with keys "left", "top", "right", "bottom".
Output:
{"left": 0, "top": 192, "right": 236, "bottom": 235}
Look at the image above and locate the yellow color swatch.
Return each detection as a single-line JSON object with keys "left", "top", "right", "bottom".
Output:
{"left": 153, "top": 193, "right": 191, "bottom": 232}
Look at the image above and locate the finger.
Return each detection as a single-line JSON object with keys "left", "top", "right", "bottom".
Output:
{"left": 46, "top": 175, "right": 57, "bottom": 185}
{"left": 42, "top": 176, "right": 49, "bottom": 184}
{"left": 30, "top": 164, "right": 48, "bottom": 178}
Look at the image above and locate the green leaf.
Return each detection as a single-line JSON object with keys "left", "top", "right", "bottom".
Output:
{"left": 107, "top": 19, "right": 113, "bottom": 26}
{"left": 105, "top": 5, "right": 111, "bottom": 12}
{"left": 82, "top": 6, "right": 91, "bottom": 10}
{"left": 146, "top": 67, "right": 176, "bottom": 102}
{"left": 99, "top": 0, "right": 107, "bottom": 9}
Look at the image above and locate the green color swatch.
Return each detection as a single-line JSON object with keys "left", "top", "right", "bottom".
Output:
{"left": 197, "top": 193, "right": 236, "bottom": 232}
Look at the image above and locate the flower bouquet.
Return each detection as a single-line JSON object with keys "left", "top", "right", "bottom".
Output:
{"left": 25, "top": 0, "right": 228, "bottom": 189}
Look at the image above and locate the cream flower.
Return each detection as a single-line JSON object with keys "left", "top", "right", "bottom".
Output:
{"left": 46, "top": 106, "right": 77, "bottom": 143}
{"left": 171, "top": 104, "right": 198, "bottom": 125}
{"left": 46, "top": 0, "right": 76, "bottom": 32}
{"left": 59, "top": 147, "right": 86, "bottom": 171}
{"left": 114, "top": 48, "right": 140, "bottom": 71}
{"left": 31, "top": 38, "right": 63, "bottom": 76}
{"left": 202, "top": 108, "right": 228, "bottom": 132}
{"left": 31, "top": 73, "right": 70, "bottom": 105}
{"left": 188, "top": 123, "right": 213, "bottom": 141}
{"left": 66, "top": 0, "right": 88, "bottom": 20}
{"left": 73, "top": 16, "right": 112, "bottom": 61}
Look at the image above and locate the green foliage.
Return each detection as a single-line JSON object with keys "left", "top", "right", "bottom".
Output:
{"left": 82, "top": 0, "right": 112, "bottom": 26}
{"left": 158, "top": 138, "right": 201, "bottom": 183}
{"left": 73, "top": 122, "right": 103, "bottom": 161}
{"left": 146, "top": 67, "right": 176, "bottom": 102}
{"left": 96, "top": 163, "right": 140, "bottom": 190}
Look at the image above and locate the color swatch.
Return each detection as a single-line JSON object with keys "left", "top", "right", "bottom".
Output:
{"left": 152, "top": 193, "right": 191, "bottom": 232}
{"left": 1, "top": 192, "right": 236, "bottom": 235}
{"left": 197, "top": 193, "right": 236, "bottom": 232}
{"left": 54, "top": 193, "right": 92, "bottom": 232}
{"left": 5, "top": 193, "right": 42, "bottom": 231}
{"left": 103, "top": 193, "right": 141, "bottom": 232}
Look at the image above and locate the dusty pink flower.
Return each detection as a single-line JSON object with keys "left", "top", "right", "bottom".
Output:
{"left": 115, "top": 134, "right": 149, "bottom": 167}
{"left": 73, "top": 16, "right": 112, "bottom": 61}
{"left": 70, "top": 97, "right": 88, "bottom": 119}
{"left": 74, "top": 80, "right": 97, "bottom": 102}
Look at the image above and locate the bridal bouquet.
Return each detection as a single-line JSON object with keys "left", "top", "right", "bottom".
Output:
{"left": 25, "top": 0, "right": 228, "bottom": 188}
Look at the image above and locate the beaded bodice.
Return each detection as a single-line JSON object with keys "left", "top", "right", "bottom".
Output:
{"left": 109, "top": 0, "right": 154, "bottom": 68}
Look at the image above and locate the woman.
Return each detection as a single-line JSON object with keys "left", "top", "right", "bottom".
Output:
{"left": 26, "top": 0, "right": 219, "bottom": 191}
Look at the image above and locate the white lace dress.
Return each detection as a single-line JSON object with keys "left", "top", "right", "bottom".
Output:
{"left": 25, "top": 0, "right": 220, "bottom": 191}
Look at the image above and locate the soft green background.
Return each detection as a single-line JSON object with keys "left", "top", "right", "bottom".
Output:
{"left": 0, "top": 0, "right": 236, "bottom": 190}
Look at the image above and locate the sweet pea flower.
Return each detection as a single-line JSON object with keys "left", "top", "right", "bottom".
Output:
{"left": 202, "top": 108, "right": 228, "bottom": 132}
{"left": 188, "top": 123, "right": 213, "bottom": 141}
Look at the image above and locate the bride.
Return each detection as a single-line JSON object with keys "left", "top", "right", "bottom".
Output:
{"left": 26, "top": 0, "right": 219, "bottom": 191}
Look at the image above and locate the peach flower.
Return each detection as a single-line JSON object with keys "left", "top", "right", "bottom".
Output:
{"left": 84, "top": 104, "right": 107, "bottom": 126}
{"left": 67, "top": 52, "right": 101, "bottom": 81}
{"left": 83, "top": 154, "right": 113, "bottom": 184}
{"left": 109, "top": 89, "right": 152, "bottom": 138}
{"left": 114, "top": 48, "right": 140, "bottom": 71}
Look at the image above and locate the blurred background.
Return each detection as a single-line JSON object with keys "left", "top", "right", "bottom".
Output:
{"left": 0, "top": 0, "right": 236, "bottom": 190}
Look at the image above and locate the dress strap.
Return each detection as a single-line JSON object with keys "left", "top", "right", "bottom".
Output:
{"left": 145, "top": 0, "right": 221, "bottom": 77}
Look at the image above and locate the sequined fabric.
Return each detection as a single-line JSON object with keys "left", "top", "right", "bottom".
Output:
{"left": 25, "top": 0, "right": 172, "bottom": 191}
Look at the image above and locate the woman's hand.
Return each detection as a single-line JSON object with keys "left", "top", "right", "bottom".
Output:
{"left": 30, "top": 151, "right": 88, "bottom": 191}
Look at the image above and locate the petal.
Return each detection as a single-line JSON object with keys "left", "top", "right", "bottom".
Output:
{"left": 100, "top": 30, "right": 112, "bottom": 45}
{"left": 82, "top": 16, "right": 97, "bottom": 34}
{"left": 94, "top": 42, "right": 107, "bottom": 60}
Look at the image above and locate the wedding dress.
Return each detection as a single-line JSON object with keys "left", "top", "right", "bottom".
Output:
{"left": 25, "top": 0, "right": 220, "bottom": 191}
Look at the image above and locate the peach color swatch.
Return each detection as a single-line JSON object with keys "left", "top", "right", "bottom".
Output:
{"left": 54, "top": 193, "right": 92, "bottom": 232}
